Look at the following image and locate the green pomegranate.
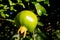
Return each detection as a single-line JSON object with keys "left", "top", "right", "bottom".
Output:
{"left": 14, "top": 10, "right": 38, "bottom": 37}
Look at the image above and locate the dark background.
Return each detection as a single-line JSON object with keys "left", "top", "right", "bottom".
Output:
{"left": 0, "top": 0, "right": 60, "bottom": 40}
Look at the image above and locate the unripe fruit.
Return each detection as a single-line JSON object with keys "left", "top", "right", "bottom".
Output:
{"left": 15, "top": 10, "right": 38, "bottom": 32}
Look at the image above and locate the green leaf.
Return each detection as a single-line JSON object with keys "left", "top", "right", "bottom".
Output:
{"left": 0, "top": 12, "right": 9, "bottom": 18}
{"left": 3, "top": 5, "right": 9, "bottom": 10}
{"left": 5, "top": 14, "right": 9, "bottom": 17}
{"left": 44, "top": 0, "right": 50, "bottom": 6}
{"left": 0, "top": 12, "right": 6, "bottom": 18}
{"left": 10, "top": 6, "right": 17, "bottom": 11}
{"left": 25, "top": 0, "right": 29, "bottom": 2}
{"left": 0, "top": 0, "right": 2, "bottom": 1}
{"left": 32, "top": 2, "right": 47, "bottom": 16}
{"left": 38, "top": 22, "right": 44, "bottom": 26}
{"left": 53, "top": 30, "right": 60, "bottom": 39}
{"left": 0, "top": 4, "right": 4, "bottom": 7}
{"left": 18, "top": 3, "right": 25, "bottom": 8}
{"left": 12, "top": 34, "right": 20, "bottom": 40}
{"left": 3, "top": 5, "right": 7, "bottom": 9}
{"left": 36, "top": 35, "right": 43, "bottom": 40}
{"left": 35, "top": 28, "right": 48, "bottom": 40}
{"left": 10, "top": 6, "right": 14, "bottom": 10}
{"left": 36, "top": 0, "right": 50, "bottom": 6}
{"left": 8, "top": 0, "right": 16, "bottom": 5}
{"left": 17, "top": 0, "right": 25, "bottom": 8}
{"left": 17, "top": 0, "right": 22, "bottom": 3}
{"left": 30, "top": 38, "right": 33, "bottom": 40}
{"left": 0, "top": 9, "right": 4, "bottom": 12}
{"left": 37, "top": 0, "right": 44, "bottom": 2}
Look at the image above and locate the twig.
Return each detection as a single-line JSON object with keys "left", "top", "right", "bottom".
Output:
{"left": 0, "top": 18, "right": 6, "bottom": 20}
{"left": 0, "top": 18, "right": 15, "bottom": 23}
{"left": 33, "top": 31, "right": 36, "bottom": 40}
